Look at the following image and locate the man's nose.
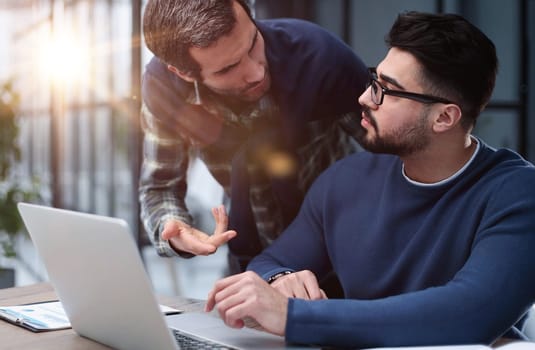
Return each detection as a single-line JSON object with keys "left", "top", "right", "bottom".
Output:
{"left": 244, "top": 58, "right": 265, "bottom": 83}
{"left": 358, "top": 84, "right": 375, "bottom": 109}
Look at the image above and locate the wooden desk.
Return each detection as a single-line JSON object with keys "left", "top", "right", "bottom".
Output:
{"left": 0, "top": 283, "right": 205, "bottom": 350}
{"left": 1, "top": 284, "right": 529, "bottom": 350}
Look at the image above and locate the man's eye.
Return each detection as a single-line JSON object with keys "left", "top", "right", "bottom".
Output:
{"left": 216, "top": 65, "right": 236, "bottom": 76}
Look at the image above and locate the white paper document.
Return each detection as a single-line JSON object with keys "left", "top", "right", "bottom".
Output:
{"left": 0, "top": 300, "right": 181, "bottom": 332}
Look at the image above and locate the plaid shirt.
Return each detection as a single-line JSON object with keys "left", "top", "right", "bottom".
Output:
{"left": 139, "top": 86, "right": 358, "bottom": 257}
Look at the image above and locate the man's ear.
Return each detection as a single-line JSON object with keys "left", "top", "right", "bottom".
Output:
{"left": 167, "top": 64, "right": 195, "bottom": 83}
{"left": 432, "top": 104, "right": 462, "bottom": 133}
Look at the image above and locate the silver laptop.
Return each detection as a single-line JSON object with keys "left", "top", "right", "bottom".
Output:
{"left": 18, "top": 202, "right": 316, "bottom": 350}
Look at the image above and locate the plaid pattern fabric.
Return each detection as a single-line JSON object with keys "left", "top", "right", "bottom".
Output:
{"left": 139, "top": 87, "right": 358, "bottom": 257}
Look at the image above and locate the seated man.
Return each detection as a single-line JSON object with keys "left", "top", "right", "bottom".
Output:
{"left": 205, "top": 11, "right": 535, "bottom": 349}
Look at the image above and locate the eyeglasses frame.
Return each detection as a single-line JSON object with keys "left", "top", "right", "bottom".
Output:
{"left": 367, "top": 68, "right": 453, "bottom": 106}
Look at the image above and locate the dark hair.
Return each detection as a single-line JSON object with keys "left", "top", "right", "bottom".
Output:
{"left": 143, "top": 0, "right": 252, "bottom": 78}
{"left": 386, "top": 11, "right": 498, "bottom": 129}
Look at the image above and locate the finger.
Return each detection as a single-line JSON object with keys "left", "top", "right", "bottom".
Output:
{"left": 205, "top": 289, "right": 217, "bottom": 312}
{"left": 213, "top": 292, "right": 246, "bottom": 328}
{"left": 276, "top": 276, "right": 307, "bottom": 299}
{"left": 205, "top": 281, "right": 230, "bottom": 312}
{"left": 212, "top": 276, "right": 259, "bottom": 328}
{"left": 212, "top": 205, "right": 229, "bottom": 235}
{"left": 214, "top": 272, "right": 258, "bottom": 302}
{"left": 220, "top": 302, "right": 249, "bottom": 329}
{"left": 207, "top": 229, "right": 237, "bottom": 248}
{"left": 272, "top": 274, "right": 309, "bottom": 299}
{"left": 161, "top": 228, "right": 173, "bottom": 241}
{"left": 320, "top": 289, "right": 328, "bottom": 299}
{"left": 161, "top": 221, "right": 182, "bottom": 240}
{"left": 205, "top": 272, "right": 251, "bottom": 311}
{"left": 205, "top": 271, "right": 253, "bottom": 311}
{"left": 205, "top": 280, "right": 229, "bottom": 312}
{"left": 228, "top": 317, "right": 245, "bottom": 329}
{"left": 298, "top": 271, "right": 323, "bottom": 300}
{"left": 303, "top": 278, "right": 324, "bottom": 300}
{"left": 292, "top": 282, "right": 311, "bottom": 299}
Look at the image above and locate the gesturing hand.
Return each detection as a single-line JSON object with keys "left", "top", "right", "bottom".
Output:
{"left": 161, "top": 205, "right": 236, "bottom": 255}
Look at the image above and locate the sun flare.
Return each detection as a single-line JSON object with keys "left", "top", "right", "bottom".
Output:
{"left": 38, "top": 33, "right": 90, "bottom": 86}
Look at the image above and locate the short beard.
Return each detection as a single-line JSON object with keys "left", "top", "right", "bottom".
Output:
{"left": 356, "top": 106, "right": 431, "bottom": 157}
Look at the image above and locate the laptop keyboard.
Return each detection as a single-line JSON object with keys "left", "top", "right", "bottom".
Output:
{"left": 172, "top": 329, "right": 238, "bottom": 350}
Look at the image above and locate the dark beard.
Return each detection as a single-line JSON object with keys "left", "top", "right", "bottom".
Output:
{"left": 355, "top": 107, "right": 430, "bottom": 157}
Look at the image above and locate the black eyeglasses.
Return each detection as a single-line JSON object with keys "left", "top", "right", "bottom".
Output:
{"left": 367, "top": 68, "right": 453, "bottom": 106}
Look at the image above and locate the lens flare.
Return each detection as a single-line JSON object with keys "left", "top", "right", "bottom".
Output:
{"left": 38, "top": 33, "right": 89, "bottom": 85}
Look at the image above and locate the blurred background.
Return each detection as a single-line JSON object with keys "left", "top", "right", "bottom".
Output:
{"left": 0, "top": 0, "right": 533, "bottom": 299}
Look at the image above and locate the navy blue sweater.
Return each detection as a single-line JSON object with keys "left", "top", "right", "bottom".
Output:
{"left": 249, "top": 139, "right": 535, "bottom": 348}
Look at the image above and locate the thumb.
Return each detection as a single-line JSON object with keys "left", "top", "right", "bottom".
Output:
{"left": 161, "top": 220, "right": 183, "bottom": 240}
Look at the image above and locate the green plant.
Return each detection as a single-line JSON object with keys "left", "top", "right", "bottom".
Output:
{"left": 0, "top": 80, "right": 39, "bottom": 262}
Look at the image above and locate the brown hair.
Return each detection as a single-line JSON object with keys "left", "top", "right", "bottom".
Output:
{"left": 143, "top": 0, "right": 252, "bottom": 78}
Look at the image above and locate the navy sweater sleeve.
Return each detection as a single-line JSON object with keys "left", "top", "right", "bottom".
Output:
{"left": 249, "top": 151, "right": 535, "bottom": 348}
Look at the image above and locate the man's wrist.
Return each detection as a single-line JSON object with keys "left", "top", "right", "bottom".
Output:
{"left": 267, "top": 270, "right": 293, "bottom": 284}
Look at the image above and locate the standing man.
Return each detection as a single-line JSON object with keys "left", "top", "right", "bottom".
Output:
{"left": 206, "top": 11, "right": 535, "bottom": 348}
{"left": 139, "top": 0, "right": 368, "bottom": 275}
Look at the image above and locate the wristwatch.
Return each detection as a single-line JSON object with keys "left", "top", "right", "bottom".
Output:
{"left": 267, "top": 270, "right": 293, "bottom": 284}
